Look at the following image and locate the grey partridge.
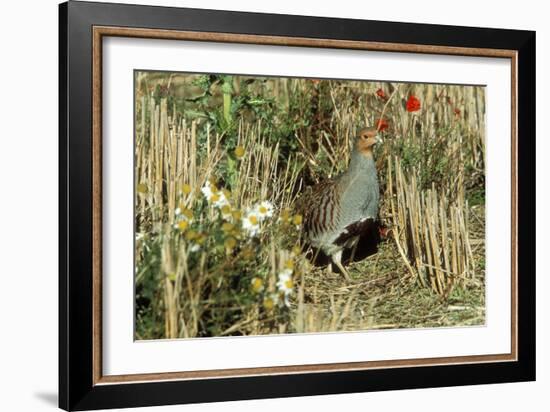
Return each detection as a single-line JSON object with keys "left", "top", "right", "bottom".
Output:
{"left": 301, "top": 127, "right": 382, "bottom": 281}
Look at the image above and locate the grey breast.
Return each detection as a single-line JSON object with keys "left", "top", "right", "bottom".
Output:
{"left": 338, "top": 150, "right": 379, "bottom": 228}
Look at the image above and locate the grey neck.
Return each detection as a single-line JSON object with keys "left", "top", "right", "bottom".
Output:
{"left": 347, "top": 149, "right": 377, "bottom": 177}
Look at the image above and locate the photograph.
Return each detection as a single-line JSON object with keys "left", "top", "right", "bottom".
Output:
{"left": 52, "top": 1, "right": 535, "bottom": 410}
{"left": 133, "top": 71, "right": 486, "bottom": 340}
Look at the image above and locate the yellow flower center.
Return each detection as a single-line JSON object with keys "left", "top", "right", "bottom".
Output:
{"left": 221, "top": 205, "right": 232, "bottom": 215}
{"left": 284, "top": 259, "right": 294, "bottom": 270}
{"left": 285, "top": 279, "right": 294, "bottom": 289}
{"left": 222, "top": 222, "right": 234, "bottom": 232}
{"left": 137, "top": 183, "right": 148, "bottom": 194}
{"left": 224, "top": 237, "right": 237, "bottom": 250}
{"left": 185, "top": 230, "right": 198, "bottom": 241}
{"left": 211, "top": 193, "right": 220, "bottom": 202}
{"left": 251, "top": 277, "right": 263, "bottom": 292}
{"left": 181, "top": 184, "right": 191, "bottom": 194}
{"left": 234, "top": 146, "right": 245, "bottom": 158}
{"left": 248, "top": 215, "right": 258, "bottom": 225}
{"left": 177, "top": 220, "right": 188, "bottom": 231}
{"left": 258, "top": 206, "right": 267, "bottom": 214}
{"left": 263, "top": 297, "right": 274, "bottom": 310}
{"left": 292, "top": 214, "right": 303, "bottom": 225}
{"left": 280, "top": 209, "right": 290, "bottom": 222}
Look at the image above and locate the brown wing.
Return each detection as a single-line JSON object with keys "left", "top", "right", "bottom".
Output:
{"left": 297, "top": 179, "right": 342, "bottom": 240}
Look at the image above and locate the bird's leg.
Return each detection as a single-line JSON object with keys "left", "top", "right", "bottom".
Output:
{"left": 332, "top": 250, "right": 353, "bottom": 282}
{"left": 349, "top": 236, "right": 360, "bottom": 263}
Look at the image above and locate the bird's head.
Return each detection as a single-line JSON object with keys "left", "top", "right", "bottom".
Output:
{"left": 356, "top": 127, "right": 382, "bottom": 156}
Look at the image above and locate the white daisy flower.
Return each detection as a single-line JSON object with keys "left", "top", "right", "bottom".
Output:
{"left": 277, "top": 271, "right": 294, "bottom": 293}
{"left": 242, "top": 210, "right": 261, "bottom": 237}
{"left": 188, "top": 243, "right": 201, "bottom": 253}
{"left": 201, "top": 183, "right": 229, "bottom": 209}
{"left": 263, "top": 293, "right": 279, "bottom": 310}
{"left": 174, "top": 220, "right": 189, "bottom": 231}
{"left": 173, "top": 207, "right": 194, "bottom": 231}
{"left": 200, "top": 184, "right": 213, "bottom": 199}
{"left": 250, "top": 277, "right": 264, "bottom": 293}
{"left": 214, "top": 193, "right": 230, "bottom": 208}
{"left": 255, "top": 201, "right": 274, "bottom": 221}
{"left": 276, "top": 271, "right": 294, "bottom": 307}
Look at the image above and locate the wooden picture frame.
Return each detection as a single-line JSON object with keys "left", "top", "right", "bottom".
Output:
{"left": 59, "top": 1, "right": 535, "bottom": 410}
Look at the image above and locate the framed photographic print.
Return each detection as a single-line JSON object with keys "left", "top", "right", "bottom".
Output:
{"left": 59, "top": 1, "right": 536, "bottom": 410}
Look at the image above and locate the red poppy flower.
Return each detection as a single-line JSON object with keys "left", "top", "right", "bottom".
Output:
{"left": 406, "top": 95, "right": 421, "bottom": 112}
{"left": 376, "top": 88, "right": 386, "bottom": 99}
{"left": 376, "top": 118, "right": 389, "bottom": 131}
{"left": 454, "top": 107, "right": 461, "bottom": 116}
